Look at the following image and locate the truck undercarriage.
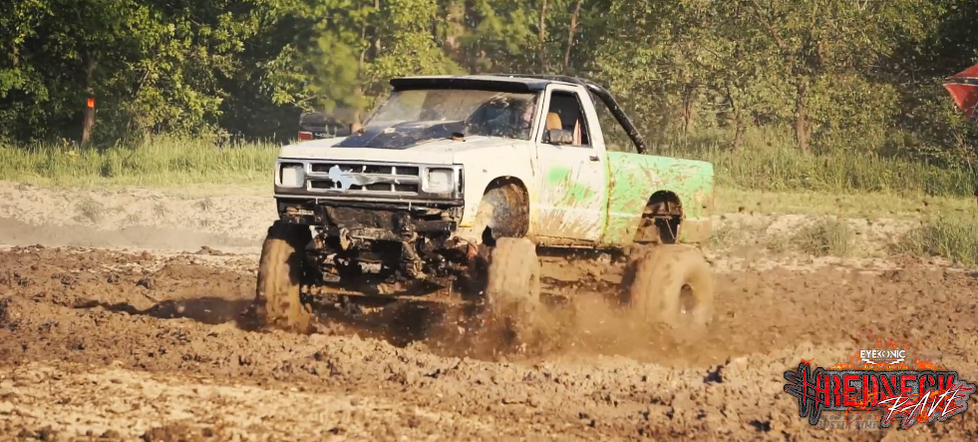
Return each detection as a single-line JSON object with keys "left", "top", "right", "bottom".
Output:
{"left": 277, "top": 196, "right": 484, "bottom": 291}
{"left": 266, "top": 190, "right": 714, "bottom": 353}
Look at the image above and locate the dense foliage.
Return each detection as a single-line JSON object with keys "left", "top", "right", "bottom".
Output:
{"left": 2, "top": 0, "right": 976, "bottom": 163}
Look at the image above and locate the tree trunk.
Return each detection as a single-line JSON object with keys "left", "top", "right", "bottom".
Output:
{"left": 794, "top": 80, "right": 811, "bottom": 154}
{"left": 356, "top": 7, "right": 369, "bottom": 123}
{"left": 81, "top": 95, "right": 94, "bottom": 147}
{"left": 444, "top": 0, "right": 463, "bottom": 56}
{"left": 352, "top": 80, "right": 365, "bottom": 128}
{"left": 80, "top": 54, "right": 97, "bottom": 147}
{"left": 538, "top": 0, "right": 548, "bottom": 73}
{"left": 563, "top": 0, "right": 582, "bottom": 72}
{"left": 359, "top": 18, "right": 368, "bottom": 72}
{"left": 733, "top": 113, "right": 746, "bottom": 152}
{"left": 726, "top": 88, "right": 745, "bottom": 152}
{"left": 373, "top": 0, "right": 382, "bottom": 58}
{"left": 682, "top": 83, "right": 697, "bottom": 136}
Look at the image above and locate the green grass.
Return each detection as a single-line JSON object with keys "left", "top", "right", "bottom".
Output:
{"left": 785, "top": 217, "right": 858, "bottom": 257}
{"left": 708, "top": 216, "right": 860, "bottom": 257}
{"left": 0, "top": 136, "right": 278, "bottom": 190}
{"left": 1, "top": 132, "right": 976, "bottom": 216}
{"left": 894, "top": 216, "right": 978, "bottom": 266}
{"left": 707, "top": 224, "right": 750, "bottom": 250}
{"left": 656, "top": 125, "right": 977, "bottom": 218}
{"left": 659, "top": 125, "right": 977, "bottom": 198}
{"left": 672, "top": 144, "right": 975, "bottom": 197}
{"left": 4, "top": 132, "right": 978, "bottom": 264}
{"left": 716, "top": 188, "right": 975, "bottom": 219}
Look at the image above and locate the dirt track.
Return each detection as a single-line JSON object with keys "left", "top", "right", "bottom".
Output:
{"left": 1, "top": 182, "right": 977, "bottom": 441}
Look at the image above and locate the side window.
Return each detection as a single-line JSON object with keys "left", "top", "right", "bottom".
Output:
{"left": 591, "top": 93, "right": 635, "bottom": 153}
{"left": 541, "top": 90, "right": 591, "bottom": 147}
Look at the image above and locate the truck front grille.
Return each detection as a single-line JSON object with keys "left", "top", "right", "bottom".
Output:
{"left": 309, "top": 163, "right": 420, "bottom": 176}
{"left": 276, "top": 160, "right": 463, "bottom": 200}
{"left": 305, "top": 162, "right": 421, "bottom": 194}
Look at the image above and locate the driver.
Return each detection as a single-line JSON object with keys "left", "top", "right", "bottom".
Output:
{"left": 483, "top": 98, "right": 535, "bottom": 139}
{"left": 482, "top": 98, "right": 533, "bottom": 139}
{"left": 514, "top": 101, "right": 535, "bottom": 138}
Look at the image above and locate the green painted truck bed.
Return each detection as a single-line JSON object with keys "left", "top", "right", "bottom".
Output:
{"left": 603, "top": 152, "right": 714, "bottom": 246}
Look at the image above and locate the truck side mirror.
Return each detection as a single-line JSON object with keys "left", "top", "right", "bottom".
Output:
{"left": 546, "top": 128, "right": 574, "bottom": 145}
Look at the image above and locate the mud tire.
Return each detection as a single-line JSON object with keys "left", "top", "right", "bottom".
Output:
{"left": 620, "top": 244, "right": 715, "bottom": 339}
{"left": 481, "top": 184, "right": 529, "bottom": 240}
{"left": 484, "top": 237, "right": 542, "bottom": 347}
{"left": 254, "top": 221, "right": 313, "bottom": 332}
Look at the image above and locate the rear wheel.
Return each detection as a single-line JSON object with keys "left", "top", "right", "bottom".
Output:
{"left": 620, "top": 244, "right": 715, "bottom": 340}
{"left": 253, "top": 221, "right": 313, "bottom": 332}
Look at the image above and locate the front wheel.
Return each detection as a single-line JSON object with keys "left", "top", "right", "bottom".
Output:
{"left": 253, "top": 221, "right": 313, "bottom": 332}
{"left": 483, "top": 237, "right": 542, "bottom": 348}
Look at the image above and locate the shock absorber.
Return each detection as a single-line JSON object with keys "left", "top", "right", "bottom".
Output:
{"left": 393, "top": 213, "right": 425, "bottom": 278}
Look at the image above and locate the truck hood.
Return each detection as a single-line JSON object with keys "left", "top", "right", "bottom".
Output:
{"left": 278, "top": 135, "right": 519, "bottom": 165}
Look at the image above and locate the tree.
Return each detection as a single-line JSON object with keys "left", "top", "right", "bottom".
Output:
{"left": 726, "top": 0, "right": 940, "bottom": 153}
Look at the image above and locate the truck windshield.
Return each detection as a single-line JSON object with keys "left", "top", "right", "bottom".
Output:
{"left": 362, "top": 89, "right": 539, "bottom": 141}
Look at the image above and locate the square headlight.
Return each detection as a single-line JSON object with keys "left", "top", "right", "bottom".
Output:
{"left": 424, "top": 168, "right": 455, "bottom": 194}
{"left": 279, "top": 163, "right": 305, "bottom": 188}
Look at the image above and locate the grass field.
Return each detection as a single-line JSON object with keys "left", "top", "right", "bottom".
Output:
{"left": 2, "top": 134, "right": 976, "bottom": 264}
{"left": 2, "top": 135, "right": 974, "bottom": 213}
{"left": 0, "top": 136, "right": 277, "bottom": 189}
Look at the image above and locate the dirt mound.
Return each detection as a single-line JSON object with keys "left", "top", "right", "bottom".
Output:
{"left": 1, "top": 246, "right": 977, "bottom": 441}
{"left": 0, "top": 181, "right": 273, "bottom": 242}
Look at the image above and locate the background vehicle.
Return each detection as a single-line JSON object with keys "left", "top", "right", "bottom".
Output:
{"left": 255, "top": 74, "right": 717, "bottom": 347}
{"left": 296, "top": 106, "right": 359, "bottom": 141}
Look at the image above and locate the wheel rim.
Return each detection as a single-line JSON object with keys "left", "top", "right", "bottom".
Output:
{"left": 678, "top": 284, "right": 696, "bottom": 317}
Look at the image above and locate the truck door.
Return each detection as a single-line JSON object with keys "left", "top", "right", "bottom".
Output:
{"left": 533, "top": 85, "right": 608, "bottom": 242}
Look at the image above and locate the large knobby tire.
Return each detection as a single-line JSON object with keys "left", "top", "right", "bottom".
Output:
{"left": 484, "top": 237, "right": 541, "bottom": 347}
{"left": 620, "top": 244, "right": 715, "bottom": 339}
{"left": 481, "top": 184, "right": 529, "bottom": 240}
{"left": 254, "top": 221, "right": 313, "bottom": 332}
{"left": 455, "top": 183, "right": 529, "bottom": 299}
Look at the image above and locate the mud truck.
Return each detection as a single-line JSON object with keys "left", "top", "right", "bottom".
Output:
{"left": 255, "top": 74, "right": 716, "bottom": 344}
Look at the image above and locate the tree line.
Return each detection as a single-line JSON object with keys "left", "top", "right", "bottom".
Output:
{"left": 2, "top": 0, "right": 976, "bottom": 163}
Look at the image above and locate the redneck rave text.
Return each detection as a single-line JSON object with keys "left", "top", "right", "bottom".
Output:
{"left": 783, "top": 362, "right": 976, "bottom": 429}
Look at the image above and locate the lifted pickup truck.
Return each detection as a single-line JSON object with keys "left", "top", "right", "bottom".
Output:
{"left": 255, "top": 74, "right": 716, "bottom": 345}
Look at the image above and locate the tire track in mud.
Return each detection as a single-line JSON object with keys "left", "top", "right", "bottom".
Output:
{"left": 0, "top": 246, "right": 977, "bottom": 441}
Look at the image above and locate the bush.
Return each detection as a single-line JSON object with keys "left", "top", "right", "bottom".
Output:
{"left": 894, "top": 216, "right": 978, "bottom": 266}
{"left": 786, "top": 217, "right": 857, "bottom": 257}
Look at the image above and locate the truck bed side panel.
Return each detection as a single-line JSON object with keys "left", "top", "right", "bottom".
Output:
{"left": 603, "top": 152, "right": 714, "bottom": 246}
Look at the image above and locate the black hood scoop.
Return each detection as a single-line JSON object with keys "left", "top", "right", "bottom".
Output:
{"left": 334, "top": 120, "right": 466, "bottom": 150}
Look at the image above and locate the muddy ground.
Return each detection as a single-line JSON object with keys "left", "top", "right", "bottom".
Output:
{"left": 1, "top": 182, "right": 977, "bottom": 441}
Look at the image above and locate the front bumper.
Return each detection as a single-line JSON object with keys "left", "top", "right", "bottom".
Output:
{"left": 276, "top": 197, "right": 463, "bottom": 241}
